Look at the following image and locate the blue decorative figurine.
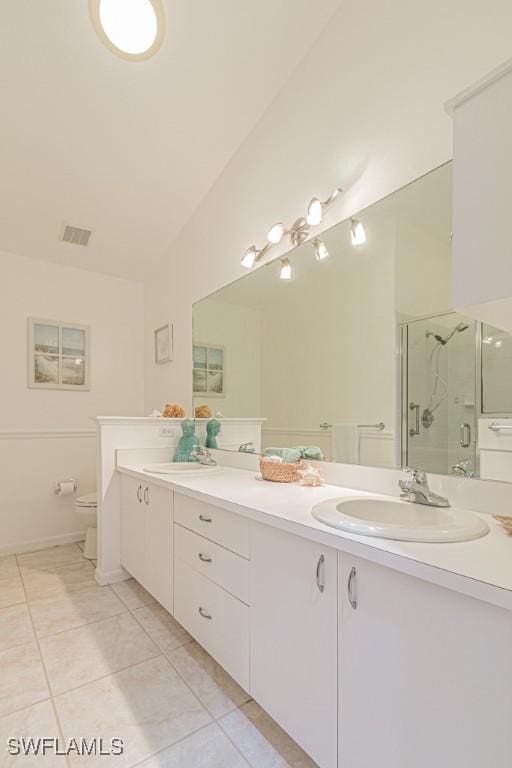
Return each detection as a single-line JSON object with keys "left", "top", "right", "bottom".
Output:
{"left": 173, "top": 419, "right": 200, "bottom": 462}
{"left": 205, "top": 419, "right": 221, "bottom": 450}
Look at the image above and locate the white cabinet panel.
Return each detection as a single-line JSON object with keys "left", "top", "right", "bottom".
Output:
{"left": 339, "top": 552, "right": 512, "bottom": 768}
{"left": 120, "top": 475, "right": 146, "bottom": 585}
{"left": 250, "top": 522, "right": 338, "bottom": 768}
{"left": 144, "top": 483, "right": 173, "bottom": 612}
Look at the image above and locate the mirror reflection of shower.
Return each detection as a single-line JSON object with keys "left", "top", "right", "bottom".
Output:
{"left": 422, "top": 322, "right": 470, "bottom": 429}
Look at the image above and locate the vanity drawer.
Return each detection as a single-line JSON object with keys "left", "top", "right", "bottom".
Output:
{"left": 174, "top": 558, "right": 250, "bottom": 691}
{"left": 174, "top": 493, "right": 250, "bottom": 559}
{"left": 174, "top": 524, "right": 249, "bottom": 604}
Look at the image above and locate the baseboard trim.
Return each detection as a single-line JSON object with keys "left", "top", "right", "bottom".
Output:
{"left": 94, "top": 566, "right": 130, "bottom": 586}
{"left": 0, "top": 531, "right": 85, "bottom": 557}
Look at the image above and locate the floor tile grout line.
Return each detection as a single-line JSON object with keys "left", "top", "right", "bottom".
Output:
{"left": 216, "top": 710, "right": 257, "bottom": 767}
{"left": 17, "top": 555, "right": 73, "bottom": 768}
{"left": 47, "top": 649, "right": 164, "bottom": 700}
{"left": 127, "top": 721, "right": 234, "bottom": 768}
{"left": 34, "top": 603, "right": 129, "bottom": 641}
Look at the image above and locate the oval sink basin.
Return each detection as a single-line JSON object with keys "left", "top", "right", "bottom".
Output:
{"left": 311, "top": 496, "right": 489, "bottom": 543}
{"left": 143, "top": 462, "right": 219, "bottom": 474}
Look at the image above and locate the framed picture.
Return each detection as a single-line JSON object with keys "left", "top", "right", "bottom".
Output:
{"left": 193, "top": 343, "right": 225, "bottom": 397}
{"left": 28, "top": 318, "right": 90, "bottom": 390}
{"left": 155, "top": 323, "right": 173, "bottom": 364}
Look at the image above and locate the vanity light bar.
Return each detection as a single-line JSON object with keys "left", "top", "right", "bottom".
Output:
{"left": 240, "top": 187, "right": 342, "bottom": 269}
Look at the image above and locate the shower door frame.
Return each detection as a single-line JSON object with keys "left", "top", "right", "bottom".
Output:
{"left": 399, "top": 311, "right": 482, "bottom": 478}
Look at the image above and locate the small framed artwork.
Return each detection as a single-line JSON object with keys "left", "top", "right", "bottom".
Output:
{"left": 193, "top": 343, "right": 225, "bottom": 397}
{"left": 28, "top": 318, "right": 90, "bottom": 390}
{"left": 155, "top": 323, "right": 173, "bottom": 364}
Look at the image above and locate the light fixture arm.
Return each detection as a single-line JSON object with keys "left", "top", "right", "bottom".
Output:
{"left": 240, "top": 186, "right": 342, "bottom": 269}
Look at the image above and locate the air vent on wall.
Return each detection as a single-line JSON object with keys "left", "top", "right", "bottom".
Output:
{"left": 60, "top": 223, "right": 92, "bottom": 247}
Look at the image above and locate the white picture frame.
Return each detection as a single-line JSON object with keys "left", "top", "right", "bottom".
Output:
{"left": 155, "top": 323, "right": 173, "bottom": 364}
{"left": 28, "top": 318, "right": 91, "bottom": 391}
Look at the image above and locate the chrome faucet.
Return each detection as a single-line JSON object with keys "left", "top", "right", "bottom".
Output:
{"left": 238, "top": 442, "right": 255, "bottom": 453}
{"left": 191, "top": 446, "right": 218, "bottom": 466}
{"left": 399, "top": 467, "right": 450, "bottom": 507}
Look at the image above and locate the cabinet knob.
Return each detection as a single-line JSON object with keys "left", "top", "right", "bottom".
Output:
{"left": 198, "top": 606, "right": 212, "bottom": 620}
{"left": 348, "top": 566, "right": 357, "bottom": 610}
{"left": 316, "top": 554, "right": 325, "bottom": 593}
{"left": 199, "top": 514, "right": 212, "bottom": 523}
{"left": 198, "top": 553, "right": 212, "bottom": 563}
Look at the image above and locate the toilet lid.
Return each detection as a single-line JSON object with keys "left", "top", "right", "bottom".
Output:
{"left": 76, "top": 492, "right": 97, "bottom": 507}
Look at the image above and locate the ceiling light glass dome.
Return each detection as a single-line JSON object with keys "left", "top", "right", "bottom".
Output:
{"left": 89, "top": 0, "right": 165, "bottom": 61}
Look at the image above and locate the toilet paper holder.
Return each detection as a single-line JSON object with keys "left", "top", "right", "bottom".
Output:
{"left": 54, "top": 479, "right": 77, "bottom": 496}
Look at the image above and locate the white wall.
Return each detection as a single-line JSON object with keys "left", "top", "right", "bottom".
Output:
{"left": 192, "top": 299, "right": 261, "bottom": 417}
{"left": 0, "top": 250, "right": 144, "bottom": 553}
{"left": 144, "top": 0, "right": 512, "bottom": 416}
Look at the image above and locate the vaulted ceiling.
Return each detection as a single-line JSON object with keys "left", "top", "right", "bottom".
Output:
{"left": 0, "top": 0, "right": 341, "bottom": 280}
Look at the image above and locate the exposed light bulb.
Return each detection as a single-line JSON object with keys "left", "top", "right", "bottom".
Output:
{"left": 306, "top": 198, "right": 323, "bottom": 226}
{"left": 267, "top": 222, "right": 285, "bottom": 244}
{"left": 280, "top": 258, "right": 292, "bottom": 280}
{"left": 495, "top": 339, "right": 504, "bottom": 348}
{"left": 350, "top": 219, "right": 366, "bottom": 246}
{"left": 482, "top": 336, "right": 493, "bottom": 345}
{"left": 313, "top": 239, "right": 329, "bottom": 261}
{"left": 241, "top": 246, "right": 258, "bottom": 269}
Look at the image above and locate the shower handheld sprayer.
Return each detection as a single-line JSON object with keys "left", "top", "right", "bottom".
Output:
{"left": 422, "top": 322, "right": 469, "bottom": 428}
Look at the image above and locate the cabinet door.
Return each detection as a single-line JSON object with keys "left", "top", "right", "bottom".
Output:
{"left": 250, "top": 522, "right": 338, "bottom": 768}
{"left": 339, "top": 553, "right": 512, "bottom": 768}
{"left": 120, "top": 476, "right": 146, "bottom": 584}
{"left": 144, "top": 483, "right": 173, "bottom": 612}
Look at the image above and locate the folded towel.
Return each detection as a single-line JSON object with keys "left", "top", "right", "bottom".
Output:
{"left": 292, "top": 445, "right": 324, "bottom": 461}
{"left": 331, "top": 423, "right": 360, "bottom": 464}
{"left": 264, "top": 447, "right": 302, "bottom": 464}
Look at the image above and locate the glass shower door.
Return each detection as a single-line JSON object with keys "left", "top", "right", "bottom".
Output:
{"left": 403, "top": 314, "right": 477, "bottom": 476}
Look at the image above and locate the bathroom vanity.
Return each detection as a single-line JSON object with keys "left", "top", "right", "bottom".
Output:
{"left": 114, "top": 461, "right": 512, "bottom": 768}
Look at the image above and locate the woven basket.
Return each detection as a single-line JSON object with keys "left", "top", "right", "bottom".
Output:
{"left": 259, "top": 458, "right": 301, "bottom": 483}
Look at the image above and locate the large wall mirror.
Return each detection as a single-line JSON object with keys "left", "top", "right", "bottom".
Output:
{"left": 193, "top": 162, "right": 512, "bottom": 481}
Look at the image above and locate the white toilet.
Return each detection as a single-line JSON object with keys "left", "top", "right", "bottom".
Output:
{"left": 75, "top": 492, "right": 97, "bottom": 560}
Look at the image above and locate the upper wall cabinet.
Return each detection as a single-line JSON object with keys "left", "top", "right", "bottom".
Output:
{"left": 447, "top": 59, "right": 512, "bottom": 331}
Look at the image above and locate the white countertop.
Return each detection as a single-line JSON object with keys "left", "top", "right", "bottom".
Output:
{"left": 116, "top": 462, "right": 512, "bottom": 611}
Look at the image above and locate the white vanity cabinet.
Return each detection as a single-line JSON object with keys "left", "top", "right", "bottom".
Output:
{"left": 250, "top": 522, "right": 338, "bottom": 768}
{"left": 120, "top": 475, "right": 173, "bottom": 612}
{"left": 338, "top": 552, "right": 512, "bottom": 768}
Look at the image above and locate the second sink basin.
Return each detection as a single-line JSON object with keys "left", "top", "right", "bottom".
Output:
{"left": 311, "top": 496, "right": 489, "bottom": 543}
{"left": 143, "top": 462, "right": 220, "bottom": 474}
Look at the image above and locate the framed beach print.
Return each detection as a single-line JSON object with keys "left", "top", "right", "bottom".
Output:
{"left": 155, "top": 323, "right": 173, "bottom": 364}
{"left": 28, "top": 318, "right": 90, "bottom": 390}
{"left": 193, "top": 343, "right": 225, "bottom": 396}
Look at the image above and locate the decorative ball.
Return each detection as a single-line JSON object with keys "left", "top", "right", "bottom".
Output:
{"left": 194, "top": 404, "right": 213, "bottom": 419}
{"left": 163, "top": 403, "right": 186, "bottom": 418}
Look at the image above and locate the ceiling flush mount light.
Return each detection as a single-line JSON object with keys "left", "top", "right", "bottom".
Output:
{"left": 313, "top": 238, "right": 329, "bottom": 262}
{"left": 240, "top": 186, "right": 341, "bottom": 270}
{"left": 280, "top": 258, "right": 292, "bottom": 280}
{"left": 89, "top": 0, "right": 166, "bottom": 61}
{"left": 350, "top": 218, "right": 366, "bottom": 246}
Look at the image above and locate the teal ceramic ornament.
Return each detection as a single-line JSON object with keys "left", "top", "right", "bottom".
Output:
{"left": 205, "top": 419, "right": 221, "bottom": 449}
{"left": 173, "top": 419, "right": 200, "bottom": 462}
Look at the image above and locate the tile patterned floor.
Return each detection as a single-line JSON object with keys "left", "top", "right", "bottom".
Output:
{"left": 0, "top": 544, "right": 317, "bottom": 767}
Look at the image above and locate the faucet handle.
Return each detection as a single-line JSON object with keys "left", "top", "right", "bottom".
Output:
{"left": 404, "top": 467, "right": 427, "bottom": 483}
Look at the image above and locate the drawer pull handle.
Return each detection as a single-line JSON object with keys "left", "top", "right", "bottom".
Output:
{"left": 198, "top": 606, "right": 212, "bottom": 620}
{"left": 198, "top": 553, "right": 212, "bottom": 563}
{"left": 199, "top": 514, "right": 213, "bottom": 523}
{"left": 348, "top": 566, "right": 357, "bottom": 610}
{"left": 136, "top": 484, "right": 142, "bottom": 503}
{"left": 316, "top": 554, "right": 325, "bottom": 593}
{"left": 143, "top": 486, "right": 149, "bottom": 505}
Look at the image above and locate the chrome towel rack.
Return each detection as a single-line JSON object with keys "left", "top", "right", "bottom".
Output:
{"left": 319, "top": 421, "right": 385, "bottom": 431}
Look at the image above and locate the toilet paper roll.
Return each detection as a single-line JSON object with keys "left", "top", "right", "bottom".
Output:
{"left": 54, "top": 480, "right": 76, "bottom": 497}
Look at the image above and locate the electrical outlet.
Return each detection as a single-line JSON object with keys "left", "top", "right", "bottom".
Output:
{"left": 159, "top": 426, "right": 176, "bottom": 437}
